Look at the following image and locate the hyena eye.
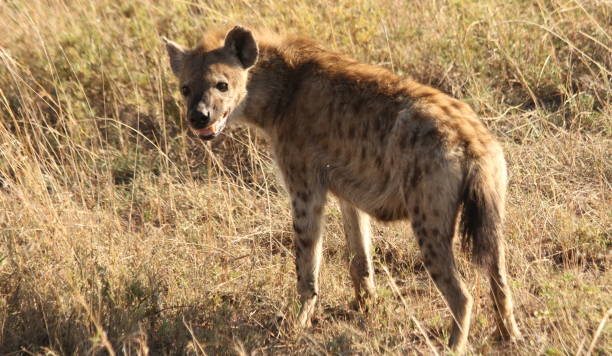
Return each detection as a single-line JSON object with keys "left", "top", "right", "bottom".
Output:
{"left": 216, "top": 82, "right": 229, "bottom": 92}
{"left": 180, "top": 85, "right": 190, "bottom": 96}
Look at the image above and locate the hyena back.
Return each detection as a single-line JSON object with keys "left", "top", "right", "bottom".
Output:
{"left": 164, "top": 26, "right": 521, "bottom": 353}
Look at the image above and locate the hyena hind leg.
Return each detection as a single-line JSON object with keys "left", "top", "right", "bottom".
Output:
{"left": 339, "top": 200, "right": 376, "bottom": 310}
{"left": 489, "top": 244, "right": 522, "bottom": 341}
{"left": 290, "top": 187, "right": 327, "bottom": 327}
{"left": 412, "top": 218, "right": 473, "bottom": 354}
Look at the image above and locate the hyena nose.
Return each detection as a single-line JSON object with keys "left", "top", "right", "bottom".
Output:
{"left": 189, "top": 110, "right": 210, "bottom": 129}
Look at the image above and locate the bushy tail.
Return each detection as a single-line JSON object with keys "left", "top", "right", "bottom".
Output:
{"left": 460, "top": 159, "right": 506, "bottom": 268}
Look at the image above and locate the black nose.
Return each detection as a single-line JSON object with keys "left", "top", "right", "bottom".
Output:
{"left": 189, "top": 110, "right": 210, "bottom": 129}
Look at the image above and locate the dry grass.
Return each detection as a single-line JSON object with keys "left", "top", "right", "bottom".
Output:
{"left": 0, "top": 0, "right": 610, "bottom": 354}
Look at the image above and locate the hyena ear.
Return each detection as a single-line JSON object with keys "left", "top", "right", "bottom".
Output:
{"left": 224, "top": 26, "right": 258, "bottom": 68}
{"left": 162, "top": 37, "right": 187, "bottom": 76}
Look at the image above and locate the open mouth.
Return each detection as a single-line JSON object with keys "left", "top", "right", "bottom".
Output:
{"left": 190, "top": 111, "right": 229, "bottom": 140}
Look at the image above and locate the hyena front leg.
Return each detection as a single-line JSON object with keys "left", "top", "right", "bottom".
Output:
{"left": 339, "top": 200, "right": 376, "bottom": 310}
{"left": 289, "top": 186, "right": 327, "bottom": 327}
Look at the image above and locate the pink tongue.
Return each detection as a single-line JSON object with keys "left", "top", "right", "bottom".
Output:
{"left": 191, "top": 114, "right": 227, "bottom": 136}
{"left": 192, "top": 126, "right": 215, "bottom": 136}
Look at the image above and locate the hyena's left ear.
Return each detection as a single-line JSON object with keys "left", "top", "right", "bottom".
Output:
{"left": 224, "top": 26, "right": 258, "bottom": 68}
{"left": 162, "top": 37, "right": 187, "bottom": 76}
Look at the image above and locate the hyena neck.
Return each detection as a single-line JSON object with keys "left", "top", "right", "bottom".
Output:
{"left": 238, "top": 43, "right": 296, "bottom": 131}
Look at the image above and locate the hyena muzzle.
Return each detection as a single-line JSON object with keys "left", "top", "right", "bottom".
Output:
{"left": 164, "top": 25, "right": 521, "bottom": 353}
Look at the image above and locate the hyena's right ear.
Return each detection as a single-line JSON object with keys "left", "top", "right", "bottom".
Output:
{"left": 224, "top": 26, "right": 258, "bottom": 68}
{"left": 162, "top": 37, "right": 186, "bottom": 76}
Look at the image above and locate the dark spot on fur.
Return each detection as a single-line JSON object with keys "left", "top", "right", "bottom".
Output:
{"left": 334, "top": 146, "right": 342, "bottom": 158}
{"left": 353, "top": 99, "right": 363, "bottom": 114}
{"left": 379, "top": 127, "right": 387, "bottom": 141}
{"left": 410, "top": 131, "right": 419, "bottom": 147}
{"left": 296, "top": 236, "right": 313, "bottom": 250}
{"left": 431, "top": 228, "right": 439, "bottom": 237}
{"left": 295, "top": 243, "right": 302, "bottom": 257}
{"left": 362, "top": 120, "right": 370, "bottom": 135}
{"left": 417, "top": 238, "right": 424, "bottom": 247}
{"left": 413, "top": 205, "right": 420, "bottom": 216}
{"left": 430, "top": 273, "right": 439, "bottom": 281}
{"left": 373, "top": 118, "right": 382, "bottom": 132}
{"left": 410, "top": 166, "right": 421, "bottom": 188}
{"left": 348, "top": 126, "right": 356, "bottom": 139}
{"left": 423, "top": 128, "right": 439, "bottom": 141}
{"left": 400, "top": 130, "right": 411, "bottom": 148}
{"left": 293, "top": 222, "right": 303, "bottom": 234}
{"left": 381, "top": 172, "right": 390, "bottom": 187}
{"left": 418, "top": 89, "right": 437, "bottom": 98}
{"left": 428, "top": 249, "right": 437, "bottom": 260}
{"left": 404, "top": 189, "right": 411, "bottom": 201}
{"left": 421, "top": 212, "right": 427, "bottom": 223}
{"left": 320, "top": 141, "right": 329, "bottom": 152}
{"left": 452, "top": 101, "right": 464, "bottom": 111}
{"left": 288, "top": 162, "right": 297, "bottom": 173}
{"left": 295, "top": 209, "right": 306, "bottom": 218}
{"left": 375, "top": 156, "right": 383, "bottom": 169}
{"left": 361, "top": 147, "right": 367, "bottom": 160}
{"left": 432, "top": 209, "right": 440, "bottom": 217}
{"left": 441, "top": 105, "right": 453, "bottom": 116}
{"left": 285, "top": 171, "right": 293, "bottom": 183}
{"left": 336, "top": 115, "right": 344, "bottom": 129}
{"left": 352, "top": 178, "right": 363, "bottom": 190}
{"left": 296, "top": 191, "right": 310, "bottom": 203}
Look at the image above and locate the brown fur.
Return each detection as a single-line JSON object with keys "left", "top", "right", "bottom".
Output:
{"left": 164, "top": 26, "right": 521, "bottom": 353}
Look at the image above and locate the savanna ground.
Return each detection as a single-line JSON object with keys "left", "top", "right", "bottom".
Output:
{"left": 0, "top": 0, "right": 610, "bottom": 355}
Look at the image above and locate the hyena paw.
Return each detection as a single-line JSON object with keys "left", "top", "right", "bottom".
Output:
{"left": 349, "top": 295, "right": 376, "bottom": 312}
{"left": 349, "top": 298, "right": 367, "bottom": 312}
{"left": 349, "top": 288, "right": 377, "bottom": 312}
{"left": 297, "top": 295, "right": 318, "bottom": 328}
{"left": 493, "top": 323, "right": 522, "bottom": 342}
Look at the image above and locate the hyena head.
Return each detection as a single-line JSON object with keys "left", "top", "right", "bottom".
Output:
{"left": 163, "top": 26, "right": 258, "bottom": 140}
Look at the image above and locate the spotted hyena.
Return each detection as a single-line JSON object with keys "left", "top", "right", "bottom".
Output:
{"left": 164, "top": 26, "right": 521, "bottom": 353}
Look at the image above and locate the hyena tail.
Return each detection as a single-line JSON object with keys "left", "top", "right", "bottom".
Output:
{"left": 460, "top": 155, "right": 507, "bottom": 268}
